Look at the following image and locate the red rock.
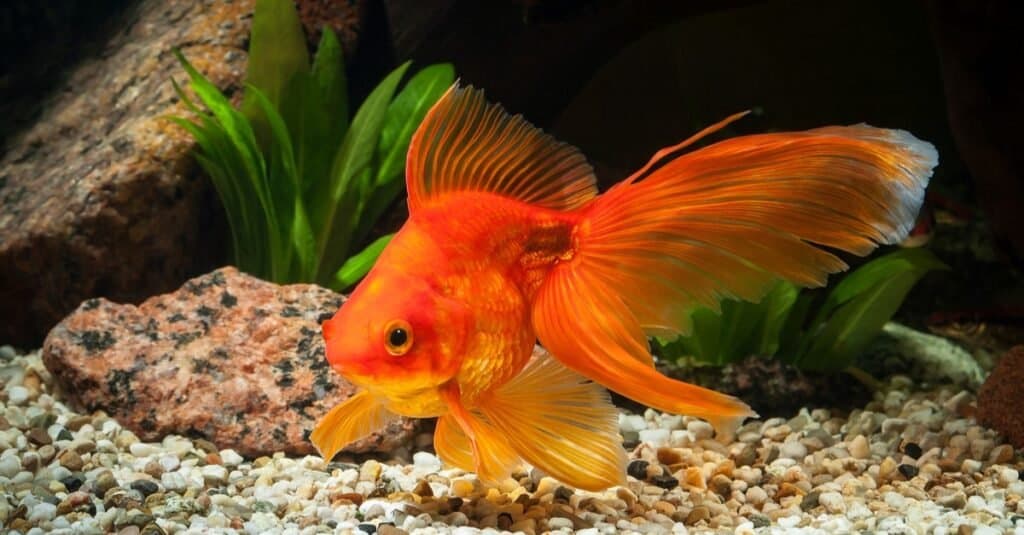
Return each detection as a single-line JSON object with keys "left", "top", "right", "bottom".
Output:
{"left": 41, "top": 267, "right": 416, "bottom": 457}
{"left": 976, "top": 345, "right": 1024, "bottom": 448}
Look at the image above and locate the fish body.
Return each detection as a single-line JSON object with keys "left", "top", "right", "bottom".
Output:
{"left": 312, "top": 85, "right": 938, "bottom": 490}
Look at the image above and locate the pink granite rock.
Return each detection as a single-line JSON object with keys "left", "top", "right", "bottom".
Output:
{"left": 41, "top": 267, "right": 416, "bottom": 457}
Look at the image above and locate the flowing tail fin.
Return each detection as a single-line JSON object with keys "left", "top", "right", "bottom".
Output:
{"left": 532, "top": 122, "right": 936, "bottom": 434}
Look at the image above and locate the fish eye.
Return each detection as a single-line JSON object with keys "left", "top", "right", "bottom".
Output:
{"left": 383, "top": 320, "right": 413, "bottom": 356}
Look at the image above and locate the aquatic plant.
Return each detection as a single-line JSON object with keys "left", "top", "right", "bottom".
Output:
{"left": 655, "top": 248, "right": 949, "bottom": 371}
{"left": 170, "top": 0, "right": 453, "bottom": 288}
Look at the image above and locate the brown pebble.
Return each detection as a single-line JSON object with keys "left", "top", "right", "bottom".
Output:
{"left": 377, "top": 526, "right": 408, "bottom": 535}
{"left": 413, "top": 480, "right": 433, "bottom": 497}
{"left": 710, "top": 474, "right": 732, "bottom": 497}
{"left": 800, "top": 491, "right": 821, "bottom": 511}
{"left": 733, "top": 444, "right": 757, "bottom": 467}
{"left": 65, "top": 415, "right": 91, "bottom": 431}
{"left": 58, "top": 449, "right": 85, "bottom": 472}
{"left": 657, "top": 448, "right": 684, "bottom": 466}
{"left": 989, "top": 444, "right": 1014, "bottom": 464}
{"left": 0, "top": 415, "right": 9, "bottom": 430}
{"left": 194, "top": 439, "right": 219, "bottom": 454}
{"left": 497, "top": 512, "right": 513, "bottom": 531}
{"left": 329, "top": 492, "right": 364, "bottom": 506}
{"left": 26, "top": 427, "right": 52, "bottom": 446}
{"left": 957, "top": 524, "right": 973, "bottom": 535}
{"left": 685, "top": 505, "right": 711, "bottom": 525}
{"left": 777, "top": 482, "right": 806, "bottom": 499}
{"left": 143, "top": 461, "right": 163, "bottom": 478}
{"left": 204, "top": 453, "right": 222, "bottom": 466}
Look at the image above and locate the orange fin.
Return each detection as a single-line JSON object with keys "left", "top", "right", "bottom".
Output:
{"left": 406, "top": 84, "right": 597, "bottom": 211}
{"left": 532, "top": 266, "right": 757, "bottom": 440}
{"left": 310, "top": 390, "right": 397, "bottom": 461}
{"left": 477, "top": 350, "right": 628, "bottom": 491}
{"left": 439, "top": 383, "right": 522, "bottom": 484}
{"left": 433, "top": 413, "right": 475, "bottom": 473}
{"left": 578, "top": 123, "right": 937, "bottom": 336}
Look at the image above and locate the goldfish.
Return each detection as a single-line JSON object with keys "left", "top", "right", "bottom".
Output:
{"left": 311, "top": 84, "right": 936, "bottom": 490}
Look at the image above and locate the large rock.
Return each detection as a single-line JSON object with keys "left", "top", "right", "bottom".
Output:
{"left": 41, "top": 267, "right": 416, "bottom": 457}
{"left": 0, "top": 0, "right": 257, "bottom": 348}
{"left": 976, "top": 345, "right": 1024, "bottom": 448}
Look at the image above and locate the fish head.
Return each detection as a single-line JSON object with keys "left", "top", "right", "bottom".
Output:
{"left": 321, "top": 262, "right": 471, "bottom": 403}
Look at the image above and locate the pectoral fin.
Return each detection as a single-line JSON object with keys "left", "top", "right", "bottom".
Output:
{"left": 310, "top": 390, "right": 398, "bottom": 461}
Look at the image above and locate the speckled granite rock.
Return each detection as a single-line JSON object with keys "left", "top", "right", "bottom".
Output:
{"left": 0, "top": 0, "right": 257, "bottom": 348}
{"left": 976, "top": 345, "right": 1024, "bottom": 448}
{"left": 40, "top": 267, "right": 416, "bottom": 457}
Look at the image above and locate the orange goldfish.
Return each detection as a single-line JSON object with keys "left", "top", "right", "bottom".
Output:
{"left": 311, "top": 84, "right": 936, "bottom": 490}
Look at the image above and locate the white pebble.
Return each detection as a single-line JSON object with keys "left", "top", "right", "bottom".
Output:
{"left": 548, "top": 517, "right": 574, "bottom": 529}
{"left": 161, "top": 471, "right": 187, "bottom": 491}
{"left": 619, "top": 414, "right": 647, "bottom": 433}
{"left": 202, "top": 464, "right": 228, "bottom": 483}
{"left": 999, "top": 467, "right": 1020, "bottom": 486}
{"left": 818, "top": 491, "right": 846, "bottom": 513}
{"left": 220, "top": 449, "right": 244, "bottom": 467}
{"left": 973, "top": 527, "right": 1001, "bottom": 535}
{"left": 779, "top": 441, "right": 807, "bottom": 460}
{"left": 6, "top": 386, "right": 28, "bottom": 405}
{"left": 27, "top": 502, "right": 56, "bottom": 523}
{"left": 0, "top": 456, "right": 20, "bottom": 478}
{"left": 638, "top": 429, "right": 670, "bottom": 447}
{"left": 687, "top": 420, "right": 714, "bottom": 441}
{"left": 413, "top": 451, "right": 441, "bottom": 472}
{"left": 884, "top": 491, "right": 906, "bottom": 509}
{"left": 158, "top": 455, "right": 180, "bottom": 472}
{"left": 129, "top": 442, "right": 161, "bottom": 457}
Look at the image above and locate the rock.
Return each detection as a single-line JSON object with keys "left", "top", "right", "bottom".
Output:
{"left": 976, "top": 346, "right": 1024, "bottom": 448}
{"left": 42, "top": 267, "right": 416, "bottom": 457}
{"left": 0, "top": 0, "right": 263, "bottom": 348}
{"left": 868, "top": 323, "right": 985, "bottom": 387}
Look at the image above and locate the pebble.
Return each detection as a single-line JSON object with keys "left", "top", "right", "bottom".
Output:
{"left": 0, "top": 348, "right": 1019, "bottom": 534}
{"left": 7, "top": 386, "right": 29, "bottom": 405}
{"left": 848, "top": 434, "right": 870, "bottom": 459}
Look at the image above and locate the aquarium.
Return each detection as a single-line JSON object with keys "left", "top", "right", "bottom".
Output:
{"left": 1, "top": 1, "right": 1022, "bottom": 534}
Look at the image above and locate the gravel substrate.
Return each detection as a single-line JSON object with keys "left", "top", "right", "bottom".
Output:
{"left": 2, "top": 346, "right": 1023, "bottom": 534}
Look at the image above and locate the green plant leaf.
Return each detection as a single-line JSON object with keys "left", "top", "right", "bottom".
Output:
{"left": 755, "top": 281, "right": 799, "bottom": 355}
{"left": 311, "top": 28, "right": 349, "bottom": 154}
{"left": 311, "top": 61, "right": 411, "bottom": 285}
{"left": 332, "top": 233, "right": 395, "bottom": 291}
{"left": 791, "top": 248, "right": 948, "bottom": 370}
{"left": 242, "top": 0, "right": 310, "bottom": 117}
{"left": 280, "top": 72, "right": 331, "bottom": 194}
{"left": 355, "top": 63, "right": 455, "bottom": 246}
{"left": 375, "top": 63, "right": 454, "bottom": 185}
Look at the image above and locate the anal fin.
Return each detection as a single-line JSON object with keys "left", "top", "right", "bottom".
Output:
{"left": 477, "top": 350, "right": 628, "bottom": 491}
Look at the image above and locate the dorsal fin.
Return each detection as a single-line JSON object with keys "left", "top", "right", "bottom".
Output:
{"left": 405, "top": 84, "right": 598, "bottom": 211}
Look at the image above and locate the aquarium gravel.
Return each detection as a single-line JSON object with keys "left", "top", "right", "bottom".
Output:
{"left": 1, "top": 347, "right": 1022, "bottom": 534}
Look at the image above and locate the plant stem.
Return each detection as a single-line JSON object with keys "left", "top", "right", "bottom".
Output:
{"left": 843, "top": 365, "right": 884, "bottom": 391}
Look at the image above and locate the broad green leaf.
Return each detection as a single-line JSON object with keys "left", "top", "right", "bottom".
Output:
{"left": 792, "top": 248, "right": 948, "bottom": 370}
{"left": 375, "top": 63, "right": 454, "bottom": 184}
{"left": 755, "top": 281, "right": 799, "bottom": 355}
{"left": 242, "top": 0, "right": 310, "bottom": 118}
{"left": 250, "top": 86, "right": 299, "bottom": 280}
{"left": 280, "top": 72, "right": 332, "bottom": 194}
{"left": 311, "top": 28, "right": 349, "bottom": 152}
{"left": 332, "top": 234, "right": 395, "bottom": 291}
{"left": 312, "top": 61, "right": 411, "bottom": 284}
{"left": 356, "top": 63, "right": 454, "bottom": 246}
